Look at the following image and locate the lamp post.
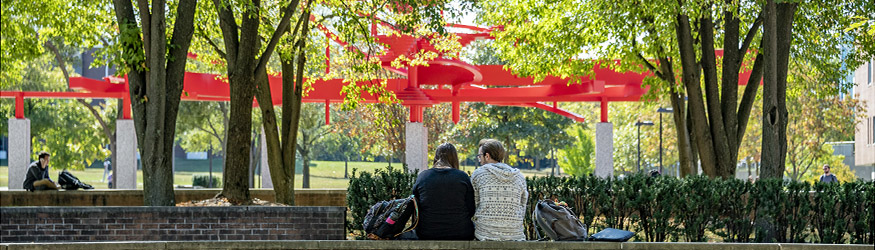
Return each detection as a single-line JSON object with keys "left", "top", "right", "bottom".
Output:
{"left": 208, "top": 144, "right": 213, "bottom": 188}
{"left": 657, "top": 107, "right": 674, "bottom": 175}
{"left": 635, "top": 121, "right": 654, "bottom": 173}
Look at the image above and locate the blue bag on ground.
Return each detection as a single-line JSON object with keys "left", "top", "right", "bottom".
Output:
{"left": 588, "top": 228, "right": 634, "bottom": 242}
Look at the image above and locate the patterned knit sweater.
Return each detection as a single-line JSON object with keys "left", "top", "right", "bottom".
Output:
{"left": 470, "top": 163, "right": 528, "bottom": 241}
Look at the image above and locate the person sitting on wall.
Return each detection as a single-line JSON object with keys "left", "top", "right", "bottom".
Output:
{"left": 411, "top": 143, "right": 476, "bottom": 240}
{"left": 23, "top": 151, "right": 60, "bottom": 191}
{"left": 471, "top": 139, "right": 528, "bottom": 241}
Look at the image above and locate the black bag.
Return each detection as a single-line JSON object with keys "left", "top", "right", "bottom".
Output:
{"left": 362, "top": 195, "right": 418, "bottom": 240}
{"left": 533, "top": 200, "right": 587, "bottom": 241}
{"left": 588, "top": 228, "right": 634, "bottom": 242}
{"left": 58, "top": 170, "right": 94, "bottom": 190}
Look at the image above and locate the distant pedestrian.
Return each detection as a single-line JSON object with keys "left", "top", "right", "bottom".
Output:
{"left": 103, "top": 160, "right": 112, "bottom": 182}
{"left": 819, "top": 164, "right": 838, "bottom": 183}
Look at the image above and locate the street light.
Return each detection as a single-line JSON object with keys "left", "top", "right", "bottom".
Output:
{"left": 635, "top": 120, "right": 654, "bottom": 173}
{"left": 657, "top": 107, "right": 674, "bottom": 175}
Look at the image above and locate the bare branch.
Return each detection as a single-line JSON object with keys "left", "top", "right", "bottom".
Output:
{"left": 736, "top": 54, "right": 764, "bottom": 147}
{"left": 211, "top": 0, "right": 240, "bottom": 69}
{"left": 636, "top": 53, "right": 666, "bottom": 80}
{"left": 137, "top": 0, "right": 151, "bottom": 63}
{"left": 739, "top": 15, "right": 763, "bottom": 61}
{"left": 196, "top": 27, "right": 227, "bottom": 58}
{"left": 254, "top": 0, "right": 302, "bottom": 77}
{"left": 45, "top": 40, "right": 115, "bottom": 150}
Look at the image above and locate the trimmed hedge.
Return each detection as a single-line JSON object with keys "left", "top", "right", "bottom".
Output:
{"left": 192, "top": 174, "right": 221, "bottom": 188}
{"left": 346, "top": 167, "right": 873, "bottom": 243}
{"left": 346, "top": 166, "right": 418, "bottom": 239}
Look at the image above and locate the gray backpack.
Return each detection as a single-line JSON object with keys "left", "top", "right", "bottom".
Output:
{"left": 533, "top": 200, "right": 588, "bottom": 241}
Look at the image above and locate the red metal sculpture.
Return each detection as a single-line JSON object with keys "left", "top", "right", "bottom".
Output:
{"left": 2, "top": 21, "right": 753, "bottom": 124}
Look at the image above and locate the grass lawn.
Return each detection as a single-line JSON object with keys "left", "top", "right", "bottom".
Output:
{"left": 0, "top": 161, "right": 559, "bottom": 189}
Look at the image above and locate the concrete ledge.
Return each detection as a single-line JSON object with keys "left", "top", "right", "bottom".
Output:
{"left": 1, "top": 241, "right": 872, "bottom": 250}
{"left": 622, "top": 242, "right": 780, "bottom": 250}
{"left": 778, "top": 243, "right": 871, "bottom": 250}
{"left": 0, "top": 188, "right": 347, "bottom": 207}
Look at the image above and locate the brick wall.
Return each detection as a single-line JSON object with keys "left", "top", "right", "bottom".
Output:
{"left": 0, "top": 189, "right": 347, "bottom": 207}
{"left": 0, "top": 206, "right": 345, "bottom": 243}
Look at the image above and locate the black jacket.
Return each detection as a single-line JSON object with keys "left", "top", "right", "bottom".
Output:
{"left": 23, "top": 161, "right": 52, "bottom": 191}
{"left": 411, "top": 168, "right": 476, "bottom": 240}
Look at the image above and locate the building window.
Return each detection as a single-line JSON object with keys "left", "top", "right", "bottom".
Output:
{"left": 871, "top": 116, "right": 875, "bottom": 145}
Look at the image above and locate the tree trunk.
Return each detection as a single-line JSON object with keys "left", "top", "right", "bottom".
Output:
{"left": 535, "top": 158, "right": 540, "bottom": 171}
{"left": 112, "top": 0, "right": 196, "bottom": 206}
{"left": 687, "top": 100, "right": 699, "bottom": 176}
{"left": 344, "top": 156, "right": 349, "bottom": 179}
{"left": 214, "top": 0, "right": 296, "bottom": 203}
{"left": 761, "top": 1, "right": 797, "bottom": 179}
{"left": 550, "top": 149, "right": 555, "bottom": 177}
{"left": 256, "top": 6, "right": 309, "bottom": 204}
{"left": 249, "top": 130, "right": 261, "bottom": 188}
{"left": 303, "top": 152, "right": 311, "bottom": 188}
{"left": 300, "top": 132, "right": 311, "bottom": 188}
{"left": 699, "top": 14, "right": 734, "bottom": 178}
{"left": 223, "top": 72, "right": 256, "bottom": 203}
{"left": 671, "top": 93, "right": 694, "bottom": 177}
{"left": 758, "top": 0, "right": 798, "bottom": 243}
{"left": 677, "top": 13, "right": 719, "bottom": 177}
{"left": 670, "top": 3, "right": 764, "bottom": 178}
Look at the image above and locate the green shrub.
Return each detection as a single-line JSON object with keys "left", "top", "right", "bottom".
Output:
{"left": 346, "top": 166, "right": 418, "bottom": 239}
{"left": 192, "top": 174, "right": 221, "bottom": 188}
{"left": 347, "top": 168, "right": 873, "bottom": 243}
{"left": 710, "top": 178, "right": 755, "bottom": 242}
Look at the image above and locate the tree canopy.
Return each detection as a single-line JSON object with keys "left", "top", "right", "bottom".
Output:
{"left": 475, "top": 0, "right": 874, "bottom": 178}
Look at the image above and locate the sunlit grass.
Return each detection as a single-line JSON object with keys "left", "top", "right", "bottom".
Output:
{"left": 0, "top": 160, "right": 560, "bottom": 189}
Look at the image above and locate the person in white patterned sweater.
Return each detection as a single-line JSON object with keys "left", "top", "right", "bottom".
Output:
{"left": 470, "top": 139, "right": 528, "bottom": 241}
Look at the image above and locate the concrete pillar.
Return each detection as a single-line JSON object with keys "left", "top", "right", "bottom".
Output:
{"left": 8, "top": 119, "right": 31, "bottom": 190}
{"left": 260, "top": 129, "right": 272, "bottom": 188}
{"left": 116, "top": 119, "right": 138, "bottom": 189}
{"left": 595, "top": 122, "right": 614, "bottom": 178}
{"left": 405, "top": 122, "right": 428, "bottom": 172}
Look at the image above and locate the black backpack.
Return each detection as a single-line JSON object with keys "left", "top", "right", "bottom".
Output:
{"left": 362, "top": 195, "right": 419, "bottom": 240}
{"left": 533, "top": 200, "right": 588, "bottom": 241}
{"left": 58, "top": 170, "right": 94, "bottom": 190}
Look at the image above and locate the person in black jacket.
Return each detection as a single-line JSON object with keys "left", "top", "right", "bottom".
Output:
{"left": 23, "top": 151, "right": 59, "bottom": 191}
{"left": 411, "top": 143, "right": 476, "bottom": 240}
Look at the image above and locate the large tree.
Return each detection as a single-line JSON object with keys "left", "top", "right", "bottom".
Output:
{"left": 296, "top": 103, "right": 330, "bottom": 188}
{"left": 198, "top": 0, "right": 449, "bottom": 203}
{"left": 0, "top": 54, "right": 114, "bottom": 169}
{"left": 205, "top": 0, "right": 298, "bottom": 203}
{"left": 112, "top": 0, "right": 198, "bottom": 205}
{"left": 784, "top": 63, "right": 865, "bottom": 181}
{"left": 1, "top": 0, "right": 121, "bottom": 180}
{"left": 478, "top": 0, "right": 874, "bottom": 178}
